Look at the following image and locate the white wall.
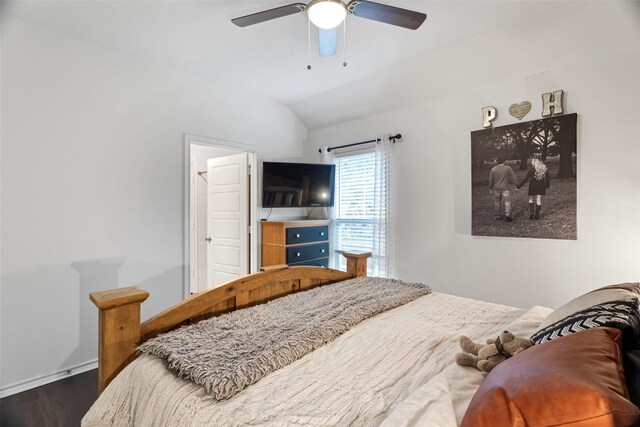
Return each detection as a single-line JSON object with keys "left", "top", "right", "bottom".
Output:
{"left": 305, "top": 3, "right": 640, "bottom": 310}
{"left": 0, "top": 17, "right": 306, "bottom": 393}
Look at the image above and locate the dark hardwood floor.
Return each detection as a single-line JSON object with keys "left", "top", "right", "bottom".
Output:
{"left": 0, "top": 369, "right": 98, "bottom": 427}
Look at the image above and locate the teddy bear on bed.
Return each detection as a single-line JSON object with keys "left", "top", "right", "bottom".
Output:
{"left": 455, "top": 330, "right": 534, "bottom": 373}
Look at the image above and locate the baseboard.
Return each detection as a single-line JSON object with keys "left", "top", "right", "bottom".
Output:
{"left": 0, "top": 359, "right": 98, "bottom": 398}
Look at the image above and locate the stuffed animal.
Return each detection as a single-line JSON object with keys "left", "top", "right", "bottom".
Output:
{"left": 455, "top": 330, "right": 534, "bottom": 373}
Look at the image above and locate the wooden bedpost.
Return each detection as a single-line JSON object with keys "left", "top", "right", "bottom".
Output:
{"left": 89, "top": 286, "right": 149, "bottom": 394}
{"left": 343, "top": 251, "right": 372, "bottom": 277}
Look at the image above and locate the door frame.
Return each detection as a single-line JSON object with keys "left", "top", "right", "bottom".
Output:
{"left": 183, "top": 134, "right": 258, "bottom": 298}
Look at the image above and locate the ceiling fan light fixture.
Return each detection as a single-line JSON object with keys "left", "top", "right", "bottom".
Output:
{"left": 306, "top": 0, "right": 347, "bottom": 29}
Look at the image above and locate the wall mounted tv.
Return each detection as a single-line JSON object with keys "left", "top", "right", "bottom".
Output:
{"left": 262, "top": 161, "right": 335, "bottom": 208}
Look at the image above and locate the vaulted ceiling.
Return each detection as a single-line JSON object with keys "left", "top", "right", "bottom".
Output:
{"left": 5, "top": 1, "right": 639, "bottom": 129}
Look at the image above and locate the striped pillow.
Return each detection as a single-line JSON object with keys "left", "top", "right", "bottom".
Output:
{"left": 531, "top": 299, "right": 640, "bottom": 347}
{"left": 537, "top": 283, "right": 640, "bottom": 330}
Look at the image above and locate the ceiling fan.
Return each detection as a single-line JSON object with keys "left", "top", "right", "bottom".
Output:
{"left": 232, "top": 0, "right": 427, "bottom": 64}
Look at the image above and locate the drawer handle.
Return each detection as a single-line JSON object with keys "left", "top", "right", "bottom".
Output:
{"left": 296, "top": 252, "right": 301, "bottom": 257}
{"left": 320, "top": 232, "right": 324, "bottom": 236}
{"left": 295, "top": 233, "right": 300, "bottom": 238}
{"left": 321, "top": 249, "right": 325, "bottom": 253}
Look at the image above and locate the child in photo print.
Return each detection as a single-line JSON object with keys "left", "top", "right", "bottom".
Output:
{"left": 517, "top": 154, "right": 551, "bottom": 220}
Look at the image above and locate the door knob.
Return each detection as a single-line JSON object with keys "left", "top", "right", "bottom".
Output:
{"left": 205, "top": 237, "right": 212, "bottom": 242}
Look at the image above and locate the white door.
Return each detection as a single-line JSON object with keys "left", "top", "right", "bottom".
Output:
{"left": 206, "top": 153, "right": 249, "bottom": 289}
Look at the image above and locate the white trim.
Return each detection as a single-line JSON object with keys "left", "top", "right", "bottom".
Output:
{"left": 189, "top": 160, "right": 198, "bottom": 294}
{"left": 184, "top": 138, "right": 191, "bottom": 297}
{"left": 183, "top": 134, "right": 259, "bottom": 298}
{"left": 186, "top": 133, "right": 257, "bottom": 153}
{"left": 0, "top": 359, "right": 98, "bottom": 398}
{"left": 248, "top": 152, "right": 258, "bottom": 275}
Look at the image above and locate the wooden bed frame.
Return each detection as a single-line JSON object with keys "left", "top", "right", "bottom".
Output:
{"left": 89, "top": 251, "right": 371, "bottom": 394}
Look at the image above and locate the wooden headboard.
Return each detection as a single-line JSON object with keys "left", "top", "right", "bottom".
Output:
{"left": 89, "top": 251, "right": 371, "bottom": 394}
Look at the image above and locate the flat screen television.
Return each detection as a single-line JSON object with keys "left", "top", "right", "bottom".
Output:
{"left": 262, "top": 161, "right": 335, "bottom": 208}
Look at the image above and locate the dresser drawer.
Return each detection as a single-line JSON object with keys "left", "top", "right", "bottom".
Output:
{"left": 286, "top": 242, "right": 329, "bottom": 263}
{"left": 286, "top": 226, "right": 328, "bottom": 245}
{"left": 289, "top": 258, "right": 329, "bottom": 268}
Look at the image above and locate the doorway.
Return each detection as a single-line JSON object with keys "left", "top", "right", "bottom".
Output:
{"left": 184, "top": 135, "right": 258, "bottom": 297}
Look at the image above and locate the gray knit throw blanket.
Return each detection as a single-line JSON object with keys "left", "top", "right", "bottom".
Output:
{"left": 138, "top": 276, "right": 431, "bottom": 400}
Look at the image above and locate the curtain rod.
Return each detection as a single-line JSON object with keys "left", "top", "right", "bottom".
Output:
{"left": 318, "top": 133, "right": 402, "bottom": 153}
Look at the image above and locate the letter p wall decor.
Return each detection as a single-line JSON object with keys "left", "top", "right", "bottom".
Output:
{"left": 482, "top": 106, "right": 497, "bottom": 128}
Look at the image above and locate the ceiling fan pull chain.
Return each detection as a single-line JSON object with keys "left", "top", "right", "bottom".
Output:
{"left": 307, "top": 18, "right": 312, "bottom": 70}
{"left": 342, "top": 18, "right": 347, "bottom": 68}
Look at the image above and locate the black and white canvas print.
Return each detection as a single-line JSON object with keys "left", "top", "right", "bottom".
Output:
{"left": 471, "top": 113, "right": 577, "bottom": 240}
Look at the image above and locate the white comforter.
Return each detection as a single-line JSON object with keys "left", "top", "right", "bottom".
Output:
{"left": 83, "top": 292, "right": 551, "bottom": 426}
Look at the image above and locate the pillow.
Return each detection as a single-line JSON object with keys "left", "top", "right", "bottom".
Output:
{"left": 531, "top": 299, "right": 640, "bottom": 347}
{"left": 462, "top": 327, "right": 640, "bottom": 427}
{"left": 538, "top": 282, "right": 640, "bottom": 330}
{"left": 625, "top": 350, "right": 640, "bottom": 414}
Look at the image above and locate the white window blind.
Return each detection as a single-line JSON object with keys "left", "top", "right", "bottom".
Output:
{"left": 333, "top": 151, "right": 377, "bottom": 273}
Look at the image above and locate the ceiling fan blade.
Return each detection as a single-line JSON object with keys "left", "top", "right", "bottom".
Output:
{"left": 232, "top": 3, "right": 306, "bottom": 27}
{"left": 347, "top": 0, "right": 426, "bottom": 30}
{"left": 319, "top": 28, "right": 337, "bottom": 57}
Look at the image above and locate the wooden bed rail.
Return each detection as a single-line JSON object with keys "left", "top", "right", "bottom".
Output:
{"left": 89, "top": 251, "right": 371, "bottom": 394}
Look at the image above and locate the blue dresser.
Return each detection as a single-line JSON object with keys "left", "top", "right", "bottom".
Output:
{"left": 261, "top": 220, "right": 331, "bottom": 268}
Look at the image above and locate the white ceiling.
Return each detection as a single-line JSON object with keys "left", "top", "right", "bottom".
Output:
{"left": 5, "top": 1, "right": 635, "bottom": 129}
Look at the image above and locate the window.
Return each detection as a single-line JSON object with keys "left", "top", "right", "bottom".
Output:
{"left": 333, "top": 151, "right": 380, "bottom": 275}
{"left": 325, "top": 138, "right": 395, "bottom": 277}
